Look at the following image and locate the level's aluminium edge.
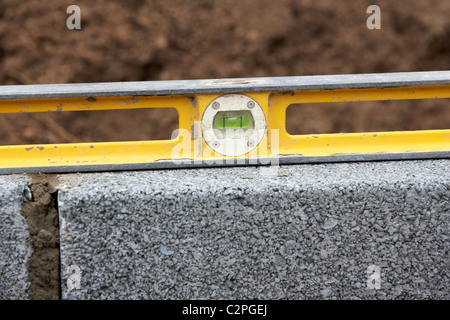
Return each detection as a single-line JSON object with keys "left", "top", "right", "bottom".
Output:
{"left": 0, "top": 70, "right": 450, "bottom": 100}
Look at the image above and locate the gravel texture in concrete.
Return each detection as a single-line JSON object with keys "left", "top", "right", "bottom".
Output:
{"left": 0, "top": 174, "right": 32, "bottom": 299}
{"left": 57, "top": 160, "right": 450, "bottom": 299}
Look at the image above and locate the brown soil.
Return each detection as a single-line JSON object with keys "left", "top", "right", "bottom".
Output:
{"left": 21, "top": 174, "right": 60, "bottom": 300}
{"left": 0, "top": 0, "right": 449, "bottom": 143}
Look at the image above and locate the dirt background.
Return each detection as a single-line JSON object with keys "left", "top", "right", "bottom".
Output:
{"left": 0, "top": 0, "right": 449, "bottom": 143}
{"left": 21, "top": 174, "right": 60, "bottom": 300}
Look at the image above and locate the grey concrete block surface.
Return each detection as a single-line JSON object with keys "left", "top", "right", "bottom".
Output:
{"left": 0, "top": 175, "right": 32, "bottom": 299}
{"left": 57, "top": 160, "right": 450, "bottom": 299}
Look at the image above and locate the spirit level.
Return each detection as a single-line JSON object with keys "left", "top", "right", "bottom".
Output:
{"left": 0, "top": 71, "right": 449, "bottom": 174}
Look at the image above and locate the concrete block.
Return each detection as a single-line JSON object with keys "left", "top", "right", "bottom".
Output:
{"left": 0, "top": 175, "right": 32, "bottom": 299}
{"left": 58, "top": 160, "right": 450, "bottom": 299}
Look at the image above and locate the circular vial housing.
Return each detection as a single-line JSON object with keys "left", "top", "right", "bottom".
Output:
{"left": 201, "top": 94, "right": 266, "bottom": 156}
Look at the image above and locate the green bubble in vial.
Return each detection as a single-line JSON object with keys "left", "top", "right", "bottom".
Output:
{"left": 213, "top": 112, "right": 254, "bottom": 129}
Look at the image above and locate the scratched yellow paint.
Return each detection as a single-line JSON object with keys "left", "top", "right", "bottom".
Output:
{"left": 0, "top": 85, "right": 449, "bottom": 171}
{"left": 0, "top": 95, "right": 197, "bottom": 168}
{"left": 268, "top": 85, "right": 450, "bottom": 156}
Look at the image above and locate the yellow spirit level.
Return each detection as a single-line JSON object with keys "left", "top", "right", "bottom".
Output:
{"left": 0, "top": 71, "right": 449, "bottom": 174}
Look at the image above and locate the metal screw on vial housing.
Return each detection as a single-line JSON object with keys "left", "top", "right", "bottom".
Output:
{"left": 247, "top": 140, "right": 255, "bottom": 147}
{"left": 212, "top": 102, "right": 220, "bottom": 109}
{"left": 213, "top": 141, "right": 220, "bottom": 148}
{"left": 247, "top": 101, "right": 255, "bottom": 109}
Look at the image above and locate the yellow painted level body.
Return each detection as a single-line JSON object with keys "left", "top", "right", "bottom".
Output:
{"left": 0, "top": 84, "right": 449, "bottom": 171}
{"left": 268, "top": 85, "right": 450, "bottom": 156}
